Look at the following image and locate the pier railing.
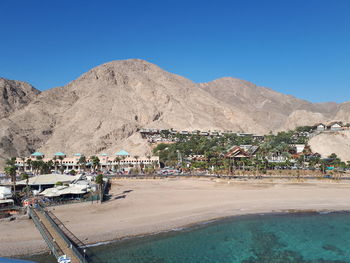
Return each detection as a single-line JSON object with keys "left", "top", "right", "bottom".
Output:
{"left": 28, "top": 207, "right": 64, "bottom": 258}
{"left": 47, "top": 210, "right": 86, "bottom": 248}
{"left": 35, "top": 205, "right": 89, "bottom": 263}
{"left": 36, "top": 204, "right": 104, "bottom": 263}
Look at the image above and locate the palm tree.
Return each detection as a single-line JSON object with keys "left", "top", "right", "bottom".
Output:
{"left": 31, "top": 160, "right": 40, "bottom": 175}
{"left": 6, "top": 157, "right": 16, "bottom": 166}
{"left": 95, "top": 174, "right": 104, "bottom": 203}
{"left": 58, "top": 156, "right": 64, "bottom": 174}
{"left": 5, "top": 158, "right": 17, "bottom": 195}
{"left": 53, "top": 156, "right": 58, "bottom": 174}
{"left": 21, "top": 157, "right": 26, "bottom": 172}
{"left": 47, "top": 160, "right": 54, "bottom": 171}
{"left": 26, "top": 159, "right": 32, "bottom": 172}
{"left": 21, "top": 173, "right": 30, "bottom": 197}
{"left": 114, "top": 157, "right": 121, "bottom": 171}
{"left": 134, "top": 155, "right": 140, "bottom": 174}
{"left": 78, "top": 156, "right": 87, "bottom": 172}
{"left": 121, "top": 155, "right": 127, "bottom": 171}
{"left": 90, "top": 156, "right": 100, "bottom": 172}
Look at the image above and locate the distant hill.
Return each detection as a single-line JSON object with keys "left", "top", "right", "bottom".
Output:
{"left": 0, "top": 59, "right": 348, "bottom": 166}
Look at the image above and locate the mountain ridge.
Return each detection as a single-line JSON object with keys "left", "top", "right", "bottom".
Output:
{"left": 0, "top": 59, "right": 348, "bottom": 166}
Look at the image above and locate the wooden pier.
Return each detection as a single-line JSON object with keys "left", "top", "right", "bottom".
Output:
{"left": 29, "top": 205, "right": 90, "bottom": 263}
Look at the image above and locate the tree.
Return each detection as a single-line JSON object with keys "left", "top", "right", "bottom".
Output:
{"left": 90, "top": 156, "right": 100, "bottom": 172}
{"left": 26, "top": 159, "right": 32, "bottom": 172}
{"left": 6, "top": 157, "right": 16, "bottom": 166}
{"left": 78, "top": 156, "right": 87, "bottom": 172}
{"left": 114, "top": 156, "right": 121, "bottom": 171}
{"left": 53, "top": 156, "right": 59, "bottom": 174}
{"left": 21, "top": 173, "right": 30, "bottom": 197}
{"left": 31, "top": 160, "right": 45, "bottom": 175}
{"left": 47, "top": 160, "right": 54, "bottom": 173}
{"left": 5, "top": 158, "right": 17, "bottom": 195}
{"left": 21, "top": 157, "right": 26, "bottom": 172}
{"left": 134, "top": 155, "right": 140, "bottom": 173}
{"left": 58, "top": 156, "right": 64, "bottom": 174}
{"left": 95, "top": 174, "right": 104, "bottom": 203}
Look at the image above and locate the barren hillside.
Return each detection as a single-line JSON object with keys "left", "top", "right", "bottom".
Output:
{"left": 199, "top": 77, "right": 338, "bottom": 132}
{"left": 0, "top": 59, "right": 349, "bottom": 167}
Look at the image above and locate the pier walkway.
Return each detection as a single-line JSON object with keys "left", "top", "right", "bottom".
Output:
{"left": 29, "top": 205, "right": 90, "bottom": 263}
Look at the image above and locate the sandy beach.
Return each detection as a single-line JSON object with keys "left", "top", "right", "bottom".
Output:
{"left": 1, "top": 177, "right": 350, "bottom": 257}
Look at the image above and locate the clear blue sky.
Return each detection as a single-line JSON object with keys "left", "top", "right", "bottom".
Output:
{"left": 1, "top": 0, "right": 349, "bottom": 102}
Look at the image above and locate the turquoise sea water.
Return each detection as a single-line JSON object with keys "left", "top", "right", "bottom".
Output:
{"left": 25, "top": 212, "right": 350, "bottom": 263}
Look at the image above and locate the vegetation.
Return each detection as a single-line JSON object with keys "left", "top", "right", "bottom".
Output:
{"left": 5, "top": 157, "right": 17, "bottom": 194}
{"left": 21, "top": 173, "right": 30, "bottom": 197}
{"left": 153, "top": 126, "right": 350, "bottom": 175}
{"left": 78, "top": 156, "right": 87, "bottom": 171}
{"left": 90, "top": 156, "right": 100, "bottom": 172}
{"left": 95, "top": 174, "right": 104, "bottom": 203}
{"left": 153, "top": 133, "right": 256, "bottom": 166}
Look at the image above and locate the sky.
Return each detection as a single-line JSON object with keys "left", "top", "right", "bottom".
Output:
{"left": 0, "top": 0, "right": 349, "bottom": 102}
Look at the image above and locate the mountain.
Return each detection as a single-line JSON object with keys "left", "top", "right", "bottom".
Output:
{"left": 0, "top": 78, "right": 40, "bottom": 119}
{"left": 199, "top": 77, "right": 338, "bottom": 132}
{"left": 0, "top": 59, "right": 348, "bottom": 166}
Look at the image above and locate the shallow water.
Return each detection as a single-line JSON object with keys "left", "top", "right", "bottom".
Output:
{"left": 25, "top": 212, "right": 350, "bottom": 263}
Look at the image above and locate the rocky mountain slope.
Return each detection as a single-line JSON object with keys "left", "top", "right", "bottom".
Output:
{"left": 199, "top": 78, "right": 339, "bottom": 132}
{"left": 0, "top": 78, "right": 40, "bottom": 119}
{"left": 0, "top": 59, "right": 348, "bottom": 166}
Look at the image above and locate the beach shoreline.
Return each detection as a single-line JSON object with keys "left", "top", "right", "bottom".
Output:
{"left": 2, "top": 177, "right": 350, "bottom": 258}
{"left": 21, "top": 209, "right": 350, "bottom": 260}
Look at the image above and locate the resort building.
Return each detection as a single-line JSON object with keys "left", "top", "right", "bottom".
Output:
{"left": 16, "top": 174, "right": 81, "bottom": 192}
{"left": 15, "top": 150, "right": 160, "bottom": 173}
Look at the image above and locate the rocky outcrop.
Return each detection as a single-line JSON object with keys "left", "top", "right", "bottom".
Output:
{"left": 0, "top": 78, "right": 40, "bottom": 119}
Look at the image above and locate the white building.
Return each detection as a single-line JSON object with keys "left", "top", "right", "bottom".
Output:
{"left": 15, "top": 150, "right": 159, "bottom": 173}
{"left": 316, "top": 124, "right": 326, "bottom": 131}
{"left": 0, "top": 186, "right": 12, "bottom": 199}
{"left": 330, "top": 123, "right": 342, "bottom": 131}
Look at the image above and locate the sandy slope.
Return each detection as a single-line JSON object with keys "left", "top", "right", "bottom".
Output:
{"left": 1, "top": 178, "right": 350, "bottom": 257}
{"left": 309, "top": 130, "right": 350, "bottom": 161}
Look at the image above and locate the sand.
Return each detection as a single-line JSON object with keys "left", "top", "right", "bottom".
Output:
{"left": 1, "top": 177, "right": 350, "bottom": 257}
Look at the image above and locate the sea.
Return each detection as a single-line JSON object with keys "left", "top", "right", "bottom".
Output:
{"left": 23, "top": 212, "right": 350, "bottom": 263}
